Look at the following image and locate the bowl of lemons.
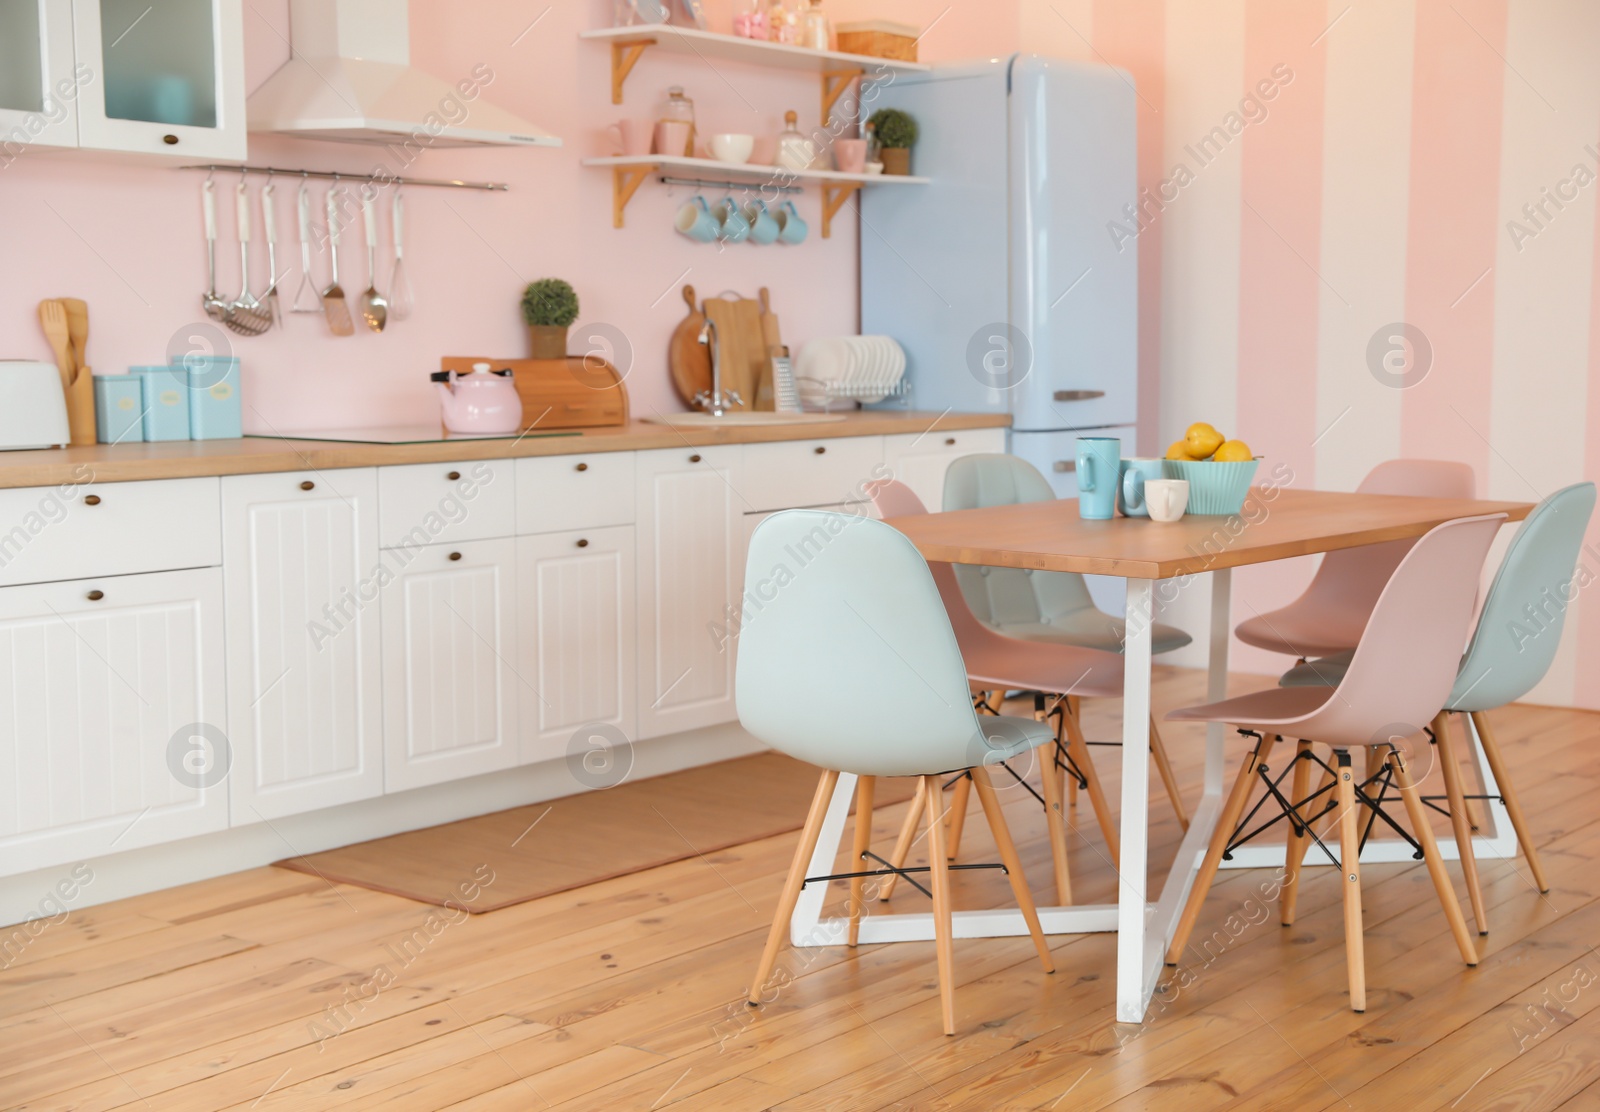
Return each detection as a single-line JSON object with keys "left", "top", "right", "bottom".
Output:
{"left": 1162, "top": 423, "right": 1259, "bottom": 515}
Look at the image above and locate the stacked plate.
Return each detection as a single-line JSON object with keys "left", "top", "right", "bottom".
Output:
{"left": 794, "top": 336, "right": 907, "bottom": 406}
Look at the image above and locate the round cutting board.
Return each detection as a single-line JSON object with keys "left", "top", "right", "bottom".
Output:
{"left": 669, "top": 284, "right": 712, "bottom": 407}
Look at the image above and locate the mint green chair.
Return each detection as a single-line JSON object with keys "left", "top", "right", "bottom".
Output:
{"left": 736, "top": 509, "right": 1055, "bottom": 1036}
{"left": 943, "top": 454, "right": 1193, "bottom": 654}
{"left": 1278, "top": 481, "right": 1596, "bottom": 931}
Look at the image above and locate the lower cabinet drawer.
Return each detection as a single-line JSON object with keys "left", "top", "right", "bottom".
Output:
{"left": 516, "top": 452, "right": 635, "bottom": 534}
{"left": 0, "top": 476, "right": 221, "bottom": 588}
{"left": 0, "top": 568, "right": 229, "bottom": 876}
{"left": 741, "top": 436, "right": 885, "bottom": 512}
{"left": 378, "top": 460, "right": 515, "bottom": 549}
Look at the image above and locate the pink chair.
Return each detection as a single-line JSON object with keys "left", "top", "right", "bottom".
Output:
{"left": 1234, "top": 460, "right": 1476, "bottom": 659}
{"left": 867, "top": 480, "right": 1188, "bottom": 905}
{"left": 1163, "top": 512, "right": 1505, "bottom": 1012}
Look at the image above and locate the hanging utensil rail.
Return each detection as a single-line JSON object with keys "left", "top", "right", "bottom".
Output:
{"left": 179, "top": 164, "right": 509, "bottom": 192}
{"left": 659, "top": 175, "right": 803, "bottom": 194}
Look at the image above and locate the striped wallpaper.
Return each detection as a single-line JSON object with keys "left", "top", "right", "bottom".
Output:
{"left": 1019, "top": 0, "right": 1600, "bottom": 709}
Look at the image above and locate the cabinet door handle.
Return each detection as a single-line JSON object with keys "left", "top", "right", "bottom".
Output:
{"left": 813, "top": 446, "right": 826, "bottom": 455}
{"left": 944, "top": 437, "right": 957, "bottom": 446}
{"left": 300, "top": 480, "right": 315, "bottom": 491}
{"left": 447, "top": 470, "right": 461, "bottom": 481}
{"left": 1053, "top": 389, "right": 1106, "bottom": 402}
{"left": 87, "top": 590, "right": 104, "bottom": 601}
{"left": 162, "top": 134, "right": 178, "bottom": 145}
{"left": 575, "top": 462, "right": 589, "bottom": 472}
{"left": 448, "top": 551, "right": 462, "bottom": 561}
{"left": 688, "top": 454, "right": 702, "bottom": 463}
{"left": 576, "top": 538, "right": 589, "bottom": 548}
{"left": 83, "top": 494, "right": 101, "bottom": 506}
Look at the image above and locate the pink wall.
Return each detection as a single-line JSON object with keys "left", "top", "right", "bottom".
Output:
{"left": 0, "top": 0, "right": 999, "bottom": 435}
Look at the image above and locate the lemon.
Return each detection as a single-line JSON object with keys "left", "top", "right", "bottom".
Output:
{"left": 1213, "top": 439, "right": 1253, "bottom": 462}
{"left": 1165, "top": 440, "right": 1193, "bottom": 461}
{"left": 1185, "top": 422, "right": 1225, "bottom": 459}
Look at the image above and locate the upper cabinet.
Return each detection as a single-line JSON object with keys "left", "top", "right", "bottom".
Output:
{"left": 0, "top": 0, "right": 246, "bottom": 163}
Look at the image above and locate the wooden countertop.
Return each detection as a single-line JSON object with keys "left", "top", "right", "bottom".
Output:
{"left": 0, "top": 411, "right": 1009, "bottom": 490}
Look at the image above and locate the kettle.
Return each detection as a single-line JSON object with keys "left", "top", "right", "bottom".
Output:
{"left": 433, "top": 363, "right": 523, "bottom": 434}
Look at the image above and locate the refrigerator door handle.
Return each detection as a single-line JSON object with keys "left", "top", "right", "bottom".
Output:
{"left": 1053, "top": 460, "right": 1077, "bottom": 473}
{"left": 1053, "top": 389, "right": 1107, "bottom": 402}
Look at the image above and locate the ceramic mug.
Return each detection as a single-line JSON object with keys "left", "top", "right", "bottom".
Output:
{"left": 775, "top": 200, "right": 808, "bottom": 245}
{"left": 1117, "top": 457, "right": 1165, "bottom": 518}
{"left": 709, "top": 133, "right": 755, "bottom": 164}
{"left": 714, "top": 196, "right": 751, "bottom": 243}
{"left": 1075, "top": 436, "right": 1122, "bottom": 521}
{"left": 606, "top": 119, "right": 651, "bottom": 156}
{"left": 745, "top": 199, "right": 781, "bottom": 245}
{"left": 1145, "top": 479, "right": 1190, "bottom": 523}
{"left": 674, "top": 195, "right": 720, "bottom": 243}
{"left": 834, "top": 138, "right": 868, "bottom": 174}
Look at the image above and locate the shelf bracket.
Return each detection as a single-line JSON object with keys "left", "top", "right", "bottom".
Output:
{"left": 612, "top": 165, "right": 654, "bottom": 228}
{"left": 821, "top": 67, "right": 864, "bottom": 122}
{"left": 820, "top": 182, "right": 861, "bottom": 239}
{"left": 610, "top": 38, "right": 656, "bottom": 104}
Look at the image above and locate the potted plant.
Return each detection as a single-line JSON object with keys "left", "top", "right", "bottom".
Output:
{"left": 521, "top": 278, "right": 580, "bottom": 359}
{"left": 867, "top": 108, "right": 918, "bottom": 175}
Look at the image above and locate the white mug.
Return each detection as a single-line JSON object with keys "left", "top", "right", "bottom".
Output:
{"left": 1144, "top": 479, "right": 1190, "bottom": 523}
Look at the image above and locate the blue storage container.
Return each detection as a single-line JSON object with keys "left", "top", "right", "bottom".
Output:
{"left": 133, "top": 366, "right": 190, "bottom": 442}
{"left": 182, "top": 356, "right": 242, "bottom": 440}
{"left": 94, "top": 375, "right": 144, "bottom": 444}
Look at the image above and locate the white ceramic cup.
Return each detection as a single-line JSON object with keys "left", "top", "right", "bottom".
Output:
{"left": 709, "top": 133, "right": 755, "bottom": 163}
{"left": 1144, "top": 479, "right": 1190, "bottom": 523}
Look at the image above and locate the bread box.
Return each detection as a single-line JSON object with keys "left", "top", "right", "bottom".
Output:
{"left": 836, "top": 20, "right": 919, "bottom": 62}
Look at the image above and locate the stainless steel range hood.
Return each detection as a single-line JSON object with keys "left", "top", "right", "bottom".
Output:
{"left": 247, "top": 0, "right": 560, "bottom": 149}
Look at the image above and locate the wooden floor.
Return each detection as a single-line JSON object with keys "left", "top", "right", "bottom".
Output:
{"left": 3, "top": 666, "right": 1598, "bottom": 1111}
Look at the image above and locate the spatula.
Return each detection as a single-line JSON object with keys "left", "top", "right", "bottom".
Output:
{"left": 322, "top": 184, "right": 355, "bottom": 336}
{"left": 359, "top": 192, "right": 387, "bottom": 333}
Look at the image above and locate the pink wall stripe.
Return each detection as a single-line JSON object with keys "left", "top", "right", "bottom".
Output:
{"left": 1400, "top": 0, "right": 1507, "bottom": 479}
{"left": 1093, "top": 0, "right": 1166, "bottom": 457}
{"left": 1229, "top": 0, "right": 1328, "bottom": 673}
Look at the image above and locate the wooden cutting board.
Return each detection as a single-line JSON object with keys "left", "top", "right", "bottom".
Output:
{"left": 701, "top": 295, "right": 766, "bottom": 411}
{"left": 668, "top": 284, "right": 711, "bottom": 407}
{"left": 754, "top": 287, "right": 783, "bottom": 411}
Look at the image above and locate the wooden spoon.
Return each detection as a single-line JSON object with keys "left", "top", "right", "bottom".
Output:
{"left": 38, "top": 299, "right": 73, "bottom": 394}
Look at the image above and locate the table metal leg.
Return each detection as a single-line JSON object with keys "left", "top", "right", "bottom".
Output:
{"left": 1116, "top": 578, "right": 1155, "bottom": 1023}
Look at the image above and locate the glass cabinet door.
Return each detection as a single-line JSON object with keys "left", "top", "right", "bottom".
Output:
{"left": 0, "top": 0, "right": 80, "bottom": 155}
{"left": 71, "top": 0, "right": 245, "bottom": 159}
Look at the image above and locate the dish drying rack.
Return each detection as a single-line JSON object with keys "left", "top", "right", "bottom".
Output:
{"left": 797, "top": 377, "right": 911, "bottom": 412}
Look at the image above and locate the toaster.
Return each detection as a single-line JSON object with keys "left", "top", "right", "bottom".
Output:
{"left": 0, "top": 361, "right": 70, "bottom": 450}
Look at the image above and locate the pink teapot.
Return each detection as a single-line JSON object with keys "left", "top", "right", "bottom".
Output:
{"left": 434, "top": 363, "right": 523, "bottom": 434}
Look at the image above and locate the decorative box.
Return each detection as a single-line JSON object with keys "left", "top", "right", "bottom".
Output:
{"left": 94, "top": 375, "right": 144, "bottom": 444}
{"left": 133, "top": 366, "right": 190, "bottom": 442}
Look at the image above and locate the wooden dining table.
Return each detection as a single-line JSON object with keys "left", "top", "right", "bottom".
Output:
{"left": 784, "top": 485, "right": 1534, "bottom": 1024}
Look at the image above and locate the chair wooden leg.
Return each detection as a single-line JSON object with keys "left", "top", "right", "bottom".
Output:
{"left": 1433, "top": 712, "right": 1488, "bottom": 935}
{"left": 922, "top": 774, "right": 957, "bottom": 1036}
{"left": 848, "top": 775, "right": 876, "bottom": 947}
{"left": 1335, "top": 750, "right": 1366, "bottom": 1013}
{"left": 1064, "top": 696, "right": 1080, "bottom": 806}
{"left": 1389, "top": 747, "right": 1479, "bottom": 967}
{"left": 1166, "top": 733, "right": 1277, "bottom": 966}
{"left": 1036, "top": 735, "right": 1074, "bottom": 906}
{"left": 1280, "top": 740, "right": 1317, "bottom": 926}
{"left": 945, "top": 774, "right": 972, "bottom": 861}
{"left": 1470, "top": 711, "right": 1550, "bottom": 893}
{"left": 1149, "top": 714, "right": 1189, "bottom": 831}
{"left": 970, "top": 765, "right": 1054, "bottom": 972}
{"left": 748, "top": 769, "right": 841, "bottom": 1005}
{"left": 878, "top": 778, "right": 926, "bottom": 901}
{"left": 1063, "top": 701, "right": 1119, "bottom": 863}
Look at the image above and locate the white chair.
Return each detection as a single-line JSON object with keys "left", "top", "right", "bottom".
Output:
{"left": 738, "top": 509, "right": 1056, "bottom": 1036}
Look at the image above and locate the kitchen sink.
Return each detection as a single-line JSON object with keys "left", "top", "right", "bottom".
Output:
{"left": 644, "top": 412, "right": 849, "bottom": 427}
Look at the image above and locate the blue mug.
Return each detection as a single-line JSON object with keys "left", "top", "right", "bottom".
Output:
{"left": 674, "top": 195, "right": 720, "bottom": 243}
{"left": 745, "top": 199, "right": 781, "bottom": 245}
{"left": 776, "top": 200, "right": 808, "bottom": 245}
{"left": 714, "top": 196, "right": 751, "bottom": 243}
{"left": 1075, "top": 436, "right": 1122, "bottom": 520}
{"left": 1118, "top": 457, "right": 1165, "bottom": 517}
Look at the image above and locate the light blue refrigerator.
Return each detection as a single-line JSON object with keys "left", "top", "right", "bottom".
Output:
{"left": 862, "top": 54, "right": 1138, "bottom": 496}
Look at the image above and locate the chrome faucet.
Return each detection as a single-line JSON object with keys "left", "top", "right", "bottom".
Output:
{"left": 693, "top": 318, "right": 743, "bottom": 417}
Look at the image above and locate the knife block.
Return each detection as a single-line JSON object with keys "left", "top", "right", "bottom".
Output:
{"left": 439, "top": 357, "right": 628, "bottom": 429}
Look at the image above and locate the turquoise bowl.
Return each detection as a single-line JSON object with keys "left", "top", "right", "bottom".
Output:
{"left": 1161, "top": 458, "right": 1260, "bottom": 515}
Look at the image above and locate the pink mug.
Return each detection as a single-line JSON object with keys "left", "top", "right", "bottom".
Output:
{"left": 834, "top": 138, "right": 868, "bottom": 174}
{"left": 607, "top": 119, "right": 651, "bottom": 157}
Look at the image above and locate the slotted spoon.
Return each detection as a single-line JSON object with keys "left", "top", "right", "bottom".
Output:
{"left": 228, "top": 180, "right": 272, "bottom": 335}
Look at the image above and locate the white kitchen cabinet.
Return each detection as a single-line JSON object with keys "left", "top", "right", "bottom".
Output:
{"left": 884, "top": 427, "right": 1008, "bottom": 511}
{"left": 517, "top": 525, "right": 637, "bottom": 762}
{"left": 381, "top": 538, "right": 519, "bottom": 793}
{"left": 70, "top": 0, "right": 246, "bottom": 159}
{"left": 635, "top": 446, "right": 746, "bottom": 740}
{"left": 221, "top": 469, "right": 384, "bottom": 823}
{"left": 0, "top": 568, "right": 228, "bottom": 875}
{"left": 0, "top": 0, "right": 80, "bottom": 154}
{"left": 741, "top": 436, "right": 884, "bottom": 512}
